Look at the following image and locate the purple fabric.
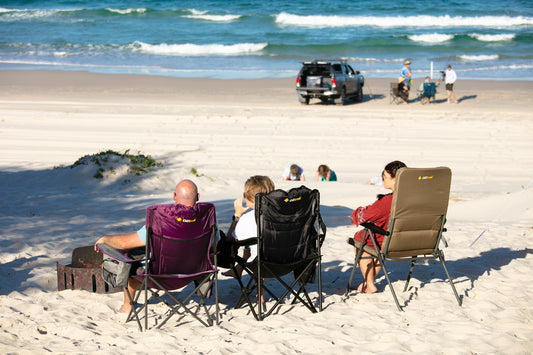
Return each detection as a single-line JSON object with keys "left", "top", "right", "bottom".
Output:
{"left": 133, "top": 202, "right": 217, "bottom": 290}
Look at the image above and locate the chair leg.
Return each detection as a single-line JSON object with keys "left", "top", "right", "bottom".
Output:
{"left": 214, "top": 273, "right": 219, "bottom": 325}
{"left": 125, "top": 285, "right": 143, "bottom": 331}
{"left": 403, "top": 260, "right": 416, "bottom": 292}
{"left": 150, "top": 277, "right": 214, "bottom": 328}
{"left": 144, "top": 277, "right": 149, "bottom": 331}
{"left": 379, "top": 259, "right": 403, "bottom": 311}
{"left": 262, "top": 269, "right": 317, "bottom": 318}
{"left": 235, "top": 276, "right": 260, "bottom": 320}
{"left": 438, "top": 252, "right": 462, "bottom": 306}
{"left": 126, "top": 278, "right": 149, "bottom": 331}
{"left": 317, "top": 259, "right": 323, "bottom": 312}
{"left": 345, "top": 245, "right": 364, "bottom": 296}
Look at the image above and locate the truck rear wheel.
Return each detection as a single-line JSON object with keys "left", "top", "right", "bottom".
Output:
{"left": 355, "top": 87, "right": 363, "bottom": 102}
{"left": 335, "top": 88, "right": 346, "bottom": 105}
{"left": 298, "top": 95, "right": 310, "bottom": 105}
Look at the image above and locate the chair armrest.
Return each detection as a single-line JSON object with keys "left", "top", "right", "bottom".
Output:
{"left": 96, "top": 243, "right": 147, "bottom": 263}
{"left": 234, "top": 238, "right": 257, "bottom": 248}
{"left": 360, "top": 222, "right": 389, "bottom": 236}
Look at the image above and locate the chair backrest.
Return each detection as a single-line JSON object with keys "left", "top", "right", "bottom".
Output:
{"left": 391, "top": 82, "right": 399, "bottom": 96}
{"left": 383, "top": 167, "right": 451, "bottom": 258}
{"left": 423, "top": 82, "right": 436, "bottom": 96}
{"left": 255, "top": 186, "right": 320, "bottom": 264}
{"left": 146, "top": 203, "right": 216, "bottom": 277}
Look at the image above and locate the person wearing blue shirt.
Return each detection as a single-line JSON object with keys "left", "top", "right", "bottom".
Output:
{"left": 401, "top": 60, "right": 412, "bottom": 89}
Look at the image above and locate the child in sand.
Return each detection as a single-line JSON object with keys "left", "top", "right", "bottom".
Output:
{"left": 350, "top": 160, "right": 406, "bottom": 293}
{"left": 314, "top": 164, "right": 337, "bottom": 181}
{"left": 282, "top": 164, "right": 305, "bottom": 181}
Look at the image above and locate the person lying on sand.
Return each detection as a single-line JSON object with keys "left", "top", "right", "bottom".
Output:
{"left": 94, "top": 179, "right": 199, "bottom": 313}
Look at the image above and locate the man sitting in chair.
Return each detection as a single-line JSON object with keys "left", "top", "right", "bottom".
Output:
{"left": 94, "top": 179, "right": 200, "bottom": 313}
{"left": 418, "top": 76, "right": 439, "bottom": 104}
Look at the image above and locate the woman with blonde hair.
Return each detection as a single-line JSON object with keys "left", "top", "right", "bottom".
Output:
{"left": 223, "top": 175, "right": 275, "bottom": 277}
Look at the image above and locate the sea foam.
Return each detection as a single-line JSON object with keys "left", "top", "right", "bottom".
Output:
{"left": 183, "top": 14, "right": 241, "bottom": 22}
{"left": 470, "top": 33, "right": 516, "bottom": 42}
{"left": 409, "top": 34, "right": 454, "bottom": 43}
{"left": 459, "top": 54, "right": 500, "bottom": 61}
{"left": 130, "top": 41, "right": 267, "bottom": 56}
{"left": 105, "top": 8, "right": 147, "bottom": 15}
{"left": 184, "top": 9, "right": 241, "bottom": 22}
{"left": 275, "top": 12, "right": 533, "bottom": 28}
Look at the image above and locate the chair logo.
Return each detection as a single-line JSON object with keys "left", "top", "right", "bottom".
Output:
{"left": 418, "top": 175, "right": 434, "bottom": 180}
{"left": 176, "top": 217, "right": 196, "bottom": 223}
{"left": 284, "top": 196, "right": 302, "bottom": 203}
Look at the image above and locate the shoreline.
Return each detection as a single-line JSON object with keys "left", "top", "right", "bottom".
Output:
{"left": 1, "top": 69, "right": 533, "bottom": 110}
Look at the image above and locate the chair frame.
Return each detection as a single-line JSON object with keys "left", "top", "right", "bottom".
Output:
{"left": 125, "top": 224, "right": 219, "bottom": 330}
{"left": 390, "top": 82, "right": 404, "bottom": 104}
{"left": 230, "top": 187, "right": 326, "bottom": 321}
{"left": 345, "top": 167, "right": 461, "bottom": 311}
{"left": 419, "top": 82, "right": 437, "bottom": 104}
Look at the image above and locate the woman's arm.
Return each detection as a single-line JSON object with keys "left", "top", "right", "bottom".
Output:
{"left": 226, "top": 196, "right": 249, "bottom": 239}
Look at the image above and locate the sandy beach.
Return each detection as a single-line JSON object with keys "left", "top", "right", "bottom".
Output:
{"left": 1, "top": 70, "right": 532, "bottom": 353}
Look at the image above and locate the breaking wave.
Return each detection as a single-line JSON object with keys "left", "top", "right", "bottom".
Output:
{"left": 275, "top": 12, "right": 533, "bottom": 28}
{"left": 130, "top": 41, "right": 268, "bottom": 56}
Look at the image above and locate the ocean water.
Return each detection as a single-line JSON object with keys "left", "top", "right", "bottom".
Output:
{"left": 1, "top": 0, "right": 532, "bottom": 80}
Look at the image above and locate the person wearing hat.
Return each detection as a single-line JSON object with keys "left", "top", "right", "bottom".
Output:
{"left": 397, "top": 76, "right": 409, "bottom": 104}
{"left": 401, "top": 60, "right": 412, "bottom": 89}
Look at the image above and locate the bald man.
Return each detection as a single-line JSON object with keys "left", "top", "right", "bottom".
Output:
{"left": 95, "top": 179, "right": 199, "bottom": 313}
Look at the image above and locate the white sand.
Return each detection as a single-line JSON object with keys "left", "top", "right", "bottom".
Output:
{"left": 0, "top": 71, "right": 532, "bottom": 353}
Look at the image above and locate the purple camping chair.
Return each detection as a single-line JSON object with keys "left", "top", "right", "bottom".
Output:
{"left": 100, "top": 202, "right": 219, "bottom": 330}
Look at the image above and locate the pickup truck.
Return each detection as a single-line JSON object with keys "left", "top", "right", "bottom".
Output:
{"left": 295, "top": 61, "right": 364, "bottom": 105}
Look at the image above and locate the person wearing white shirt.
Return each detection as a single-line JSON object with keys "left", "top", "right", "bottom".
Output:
{"left": 223, "top": 175, "right": 275, "bottom": 278}
{"left": 445, "top": 64, "right": 458, "bottom": 104}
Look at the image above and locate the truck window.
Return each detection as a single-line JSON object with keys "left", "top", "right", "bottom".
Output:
{"left": 346, "top": 65, "right": 354, "bottom": 75}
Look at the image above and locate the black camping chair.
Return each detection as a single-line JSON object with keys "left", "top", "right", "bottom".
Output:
{"left": 390, "top": 82, "right": 404, "bottom": 104}
{"left": 227, "top": 186, "right": 326, "bottom": 321}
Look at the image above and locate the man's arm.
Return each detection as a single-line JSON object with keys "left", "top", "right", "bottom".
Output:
{"left": 94, "top": 232, "right": 144, "bottom": 251}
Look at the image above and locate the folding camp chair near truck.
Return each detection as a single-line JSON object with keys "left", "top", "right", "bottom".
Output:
{"left": 98, "top": 203, "right": 219, "bottom": 330}
{"left": 345, "top": 167, "right": 461, "bottom": 311}
{"left": 227, "top": 186, "right": 326, "bottom": 321}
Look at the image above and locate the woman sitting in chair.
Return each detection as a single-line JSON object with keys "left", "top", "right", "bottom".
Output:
{"left": 223, "top": 175, "right": 275, "bottom": 278}
{"left": 398, "top": 77, "right": 409, "bottom": 104}
{"left": 350, "top": 160, "right": 406, "bottom": 293}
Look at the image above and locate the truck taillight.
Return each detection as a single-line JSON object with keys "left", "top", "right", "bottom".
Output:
{"left": 296, "top": 77, "right": 301, "bottom": 87}
{"left": 331, "top": 77, "right": 337, "bottom": 88}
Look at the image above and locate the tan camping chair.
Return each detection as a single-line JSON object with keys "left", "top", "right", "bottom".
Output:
{"left": 345, "top": 167, "right": 461, "bottom": 311}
